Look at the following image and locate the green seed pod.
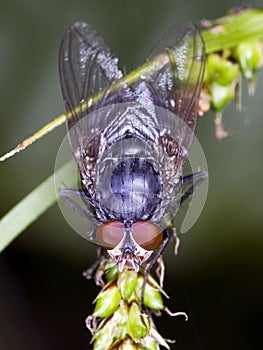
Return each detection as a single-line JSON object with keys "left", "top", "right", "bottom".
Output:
{"left": 148, "top": 326, "right": 170, "bottom": 349}
{"left": 105, "top": 264, "right": 118, "bottom": 282}
{"left": 93, "top": 327, "right": 113, "bottom": 350}
{"left": 144, "top": 282, "right": 164, "bottom": 311}
{"left": 135, "top": 275, "right": 164, "bottom": 311}
{"left": 233, "top": 40, "right": 263, "bottom": 80}
{"left": 118, "top": 338, "right": 140, "bottom": 349}
{"left": 93, "top": 298, "right": 130, "bottom": 348}
{"left": 144, "top": 337, "right": 159, "bottom": 350}
{"left": 127, "top": 302, "right": 148, "bottom": 342}
{"left": 93, "top": 283, "right": 121, "bottom": 318}
{"left": 118, "top": 270, "right": 138, "bottom": 300}
{"left": 93, "top": 304, "right": 130, "bottom": 349}
{"left": 114, "top": 304, "right": 130, "bottom": 337}
{"left": 205, "top": 53, "right": 239, "bottom": 86}
{"left": 209, "top": 81, "right": 235, "bottom": 112}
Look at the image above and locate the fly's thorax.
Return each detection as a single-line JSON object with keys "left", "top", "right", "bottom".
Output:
{"left": 93, "top": 135, "right": 162, "bottom": 221}
{"left": 64, "top": 102, "right": 197, "bottom": 229}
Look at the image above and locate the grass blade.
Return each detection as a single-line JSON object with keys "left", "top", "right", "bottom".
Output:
{"left": 0, "top": 160, "right": 73, "bottom": 252}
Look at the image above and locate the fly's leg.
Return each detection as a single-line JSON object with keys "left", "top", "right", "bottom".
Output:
{"left": 171, "top": 226, "right": 180, "bottom": 255}
{"left": 83, "top": 246, "right": 103, "bottom": 279}
{"left": 83, "top": 246, "right": 107, "bottom": 287}
{"left": 59, "top": 188, "right": 91, "bottom": 217}
{"left": 60, "top": 188, "right": 107, "bottom": 285}
{"left": 140, "top": 170, "right": 207, "bottom": 311}
{"left": 155, "top": 256, "right": 165, "bottom": 288}
{"left": 180, "top": 169, "right": 208, "bottom": 203}
{"left": 141, "top": 228, "right": 171, "bottom": 311}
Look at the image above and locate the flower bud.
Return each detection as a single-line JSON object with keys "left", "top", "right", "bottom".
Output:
{"left": 127, "top": 302, "right": 148, "bottom": 342}
{"left": 144, "top": 337, "right": 159, "bottom": 350}
{"left": 105, "top": 264, "right": 118, "bottom": 282}
{"left": 135, "top": 276, "right": 164, "bottom": 310}
{"left": 93, "top": 283, "right": 121, "bottom": 318}
{"left": 93, "top": 302, "right": 129, "bottom": 349}
{"left": 93, "top": 326, "right": 113, "bottom": 350}
{"left": 118, "top": 338, "right": 138, "bottom": 349}
{"left": 118, "top": 270, "right": 138, "bottom": 301}
{"left": 205, "top": 53, "right": 239, "bottom": 86}
{"left": 209, "top": 81, "right": 235, "bottom": 112}
{"left": 148, "top": 327, "right": 170, "bottom": 349}
{"left": 233, "top": 40, "right": 263, "bottom": 80}
{"left": 144, "top": 283, "right": 164, "bottom": 310}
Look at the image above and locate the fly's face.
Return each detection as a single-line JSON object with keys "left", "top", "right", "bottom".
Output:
{"left": 96, "top": 220, "right": 163, "bottom": 271}
{"left": 58, "top": 21, "right": 206, "bottom": 271}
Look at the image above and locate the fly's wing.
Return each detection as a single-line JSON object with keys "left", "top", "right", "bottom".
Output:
{"left": 137, "top": 24, "right": 206, "bottom": 226}
{"left": 58, "top": 22, "right": 123, "bottom": 151}
{"left": 146, "top": 23, "right": 205, "bottom": 135}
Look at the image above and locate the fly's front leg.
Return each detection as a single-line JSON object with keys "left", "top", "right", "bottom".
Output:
{"left": 83, "top": 246, "right": 108, "bottom": 287}
{"left": 59, "top": 188, "right": 90, "bottom": 217}
{"left": 181, "top": 169, "right": 208, "bottom": 204}
{"left": 141, "top": 228, "right": 171, "bottom": 311}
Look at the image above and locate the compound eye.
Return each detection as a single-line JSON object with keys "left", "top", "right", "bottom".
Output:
{"left": 132, "top": 222, "right": 163, "bottom": 251}
{"left": 96, "top": 221, "right": 123, "bottom": 249}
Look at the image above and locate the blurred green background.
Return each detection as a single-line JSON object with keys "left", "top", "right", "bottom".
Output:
{"left": 1, "top": 0, "right": 263, "bottom": 349}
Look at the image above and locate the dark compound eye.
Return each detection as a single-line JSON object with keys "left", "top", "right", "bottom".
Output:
{"left": 96, "top": 220, "right": 163, "bottom": 251}
{"left": 132, "top": 221, "right": 163, "bottom": 250}
{"left": 96, "top": 221, "right": 123, "bottom": 249}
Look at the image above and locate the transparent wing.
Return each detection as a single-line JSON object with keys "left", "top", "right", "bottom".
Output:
{"left": 59, "top": 21, "right": 123, "bottom": 134}
{"left": 146, "top": 22, "right": 205, "bottom": 132}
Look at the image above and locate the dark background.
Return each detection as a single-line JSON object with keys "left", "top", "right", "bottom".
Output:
{"left": 1, "top": 0, "right": 263, "bottom": 349}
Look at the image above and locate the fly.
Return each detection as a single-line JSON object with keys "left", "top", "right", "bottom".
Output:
{"left": 58, "top": 21, "right": 206, "bottom": 273}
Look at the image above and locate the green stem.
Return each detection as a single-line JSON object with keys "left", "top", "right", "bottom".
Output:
{"left": 202, "top": 9, "right": 263, "bottom": 53}
{"left": 1, "top": 9, "right": 263, "bottom": 162}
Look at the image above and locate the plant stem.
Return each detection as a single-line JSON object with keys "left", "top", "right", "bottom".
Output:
{"left": 203, "top": 9, "right": 263, "bottom": 53}
{"left": 1, "top": 8, "right": 263, "bottom": 161}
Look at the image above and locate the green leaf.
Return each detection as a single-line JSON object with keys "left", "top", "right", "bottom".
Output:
{"left": 0, "top": 160, "right": 74, "bottom": 252}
